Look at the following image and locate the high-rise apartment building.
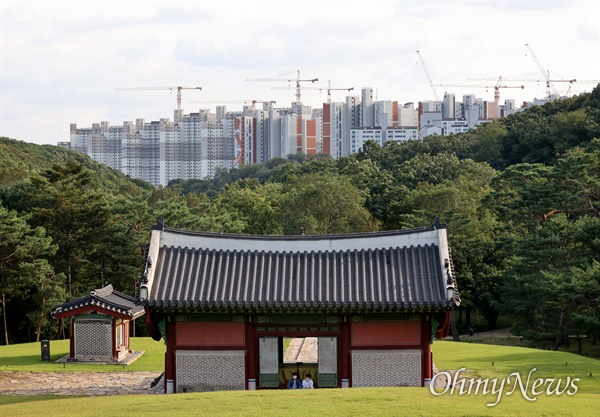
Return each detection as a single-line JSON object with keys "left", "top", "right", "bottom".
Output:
{"left": 323, "top": 102, "right": 347, "bottom": 158}
{"left": 398, "top": 102, "right": 418, "bottom": 128}
{"left": 385, "top": 127, "right": 419, "bottom": 143}
{"left": 442, "top": 93, "right": 455, "bottom": 120}
{"left": 361, "top": 87, "right": 375, "bottom": 127}
{"left": 350, "top": 126, "right": 383, "bottom": 153}
{"left": 71, "top": 109, "right": 234, "bottom": 186}
{"left": 69, "top": 86, "right": 528, "bottom": 184}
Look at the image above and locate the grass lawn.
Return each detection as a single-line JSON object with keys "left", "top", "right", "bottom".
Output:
{"left": 0, "top": 339, "right": 598, "bottom": 416}
{"left": 0, "top": 337, "right": 164, "bottom": 372}
{"left": 460, "top": 334, "right": 600, "bottom": 360}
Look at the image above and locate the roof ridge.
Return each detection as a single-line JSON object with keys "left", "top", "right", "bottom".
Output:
{"left": 159, "top": 224, "right": 442, "bottom": 240}
{"left": 90, "top": 284, "right": 113, "bottom": 297}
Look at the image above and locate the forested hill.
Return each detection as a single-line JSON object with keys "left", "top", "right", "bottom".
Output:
{"left": 1, "top": 87, "right": 599, "bottom": 350}
{"left": 0, "top": 137, "right": 153, "bottom": 194}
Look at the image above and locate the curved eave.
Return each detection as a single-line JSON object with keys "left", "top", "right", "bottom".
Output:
{"left": 52, "top": 304, "right": 144, "bottom": 321}
{"left": 142, "top": 300, "right": 455, "bottom": 310}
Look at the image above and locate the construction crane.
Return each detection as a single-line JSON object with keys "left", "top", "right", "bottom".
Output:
{"left": 246, "top": 70, "right": 318, "bottom": 102}
{"left": 416, "top": 50, "right": 440, "bottom": 101}
{"left": 436, "top": 78, "right": 525, "bottom": 102}
{"left": 524, "top": 43, "right": 566, "bottom": 97}
{"left": 272, "top": 80, "right": 353, "bottom": 104}
{"left": 114, "top": 86, "right": 202, "bottom": 112}
{"left": 469, "top": 76, "right": 576, "bottom": 98}
{"left": 562, "top": 79, "right": 600, "bottom": 97}
{"left": 190, "top": 99, "right": 276, "bottom": 111}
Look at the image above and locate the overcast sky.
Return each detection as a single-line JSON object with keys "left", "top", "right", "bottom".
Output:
{"left": 1, "top": 1, "right": 599, "bottom": 146}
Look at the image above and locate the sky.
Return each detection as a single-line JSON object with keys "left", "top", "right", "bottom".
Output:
{"left": 1, "top": 0, "right": 599, "bottom": 146}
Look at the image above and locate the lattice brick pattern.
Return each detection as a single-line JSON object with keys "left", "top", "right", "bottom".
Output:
{"left": 74, "top": 320, "right": 112, "bottom": 359}
{"left": 352, "top": 350, "right": 421, "bottom": 387}
{"left": 176, "top": 350, "right": 245, "bottom": 392}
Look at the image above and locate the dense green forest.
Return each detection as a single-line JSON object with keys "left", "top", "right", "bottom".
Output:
{"left": 1, "top": 86, "right": 599, "bottom": 351}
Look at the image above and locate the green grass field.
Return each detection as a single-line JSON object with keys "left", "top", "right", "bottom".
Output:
{"left": 0, "top": 339, "right": 598, "bottom": 416}
{"left": 0, "top": 337, "right": 164, "bottom": 372}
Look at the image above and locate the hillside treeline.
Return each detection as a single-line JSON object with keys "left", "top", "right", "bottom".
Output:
{"left": 1, "top": 85, "right": 599, "bottom": 349}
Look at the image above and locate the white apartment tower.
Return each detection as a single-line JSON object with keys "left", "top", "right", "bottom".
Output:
{"left": 345, "top": 96, "right": 361, "bottom": 156}
{"left": 398, "top": 103, "right": 418, "bottom": 127}
{"left": 442, "top": 93, "right": 455, "bottom": 120}
{"left": 361, "top": 87, "right": 375, "bottom": 127}
{"left": 385, "top": 127, "right": 419, "bottom": 143}
{"left": 280, "top": 113, "right": 301, "bottom": 157}
{"left": 268, "top": 106, "right": 283, "bottom": 160}
{"left": 374, "top": 100, "right": 395, "bottom": 128}
{"left": 323, "top": 102, "right": 347, "bottom": 158}
{"left": 350, "top": 126, "right": 383, "bottom": 153}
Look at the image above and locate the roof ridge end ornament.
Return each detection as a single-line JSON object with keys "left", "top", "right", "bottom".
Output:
{"left": 152, "top": 218, "right": 165, "bottom": 231}
{"left": 433, "top": 217, "right": 446, "bottom": 229}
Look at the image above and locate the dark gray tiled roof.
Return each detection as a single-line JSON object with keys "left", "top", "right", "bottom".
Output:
{"left": 145, "top": 244, "right": 452, "bottom": 309}
{"left": 52, "top": 285, "right": 145, "bottom": 318}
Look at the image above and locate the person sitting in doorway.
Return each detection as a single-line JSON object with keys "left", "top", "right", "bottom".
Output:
{"left": 303, "top": 374, "right": 314, "bottom": 389}
{"left": 287, "top": 372, "right": 302, "bottom": 389}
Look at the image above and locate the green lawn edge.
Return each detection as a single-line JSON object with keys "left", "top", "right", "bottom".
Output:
{"left": 1, "top": 339, "right": 598, "bottom": 416}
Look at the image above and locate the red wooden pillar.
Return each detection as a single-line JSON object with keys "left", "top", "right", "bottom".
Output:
{"left": 165, "top": 321, "right": 176, "bottom": 393}
{"left": 112, "top": 318, "right": 117, "bottom": 361}
{"left": 124, "top": 321, "right": 130, "bottom": 351}
{"left": 339, "top": 317, "right": 351, "bottom": 387}
{"left": 421, "top": 320, "right": 432, "bottom": 386}
{"left": 245, "top": 321, "right": 257, "bottom": 389}
{"left": 69, "top": 319, "right": 75, "bottom": 359}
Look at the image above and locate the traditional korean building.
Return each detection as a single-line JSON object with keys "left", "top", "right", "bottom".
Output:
{"left": 52, "top": 285, "right": 144, "bottom": 362}
{"left": 139, "top": 218, "right": 459, "bottom": 393}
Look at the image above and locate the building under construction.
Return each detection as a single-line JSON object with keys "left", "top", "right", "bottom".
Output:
{"left": 68, "top": 88, "right": 521, "bottom": 186}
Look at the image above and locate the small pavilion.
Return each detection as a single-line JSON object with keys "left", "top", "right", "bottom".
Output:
{"left": 139, "top": 218, "right": 460, "bottom": 393}
{"left": 52, "top": 285, "right": 144, "bottom": 362}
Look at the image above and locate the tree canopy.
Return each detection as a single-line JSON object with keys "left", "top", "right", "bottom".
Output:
{"left": 1, "top": 85, "right": 599, "bottom": 349}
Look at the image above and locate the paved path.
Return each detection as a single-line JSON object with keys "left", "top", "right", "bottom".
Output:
{"left": 296, "top": 337, "right": 318, "bottom": 363}
{"left": 0, "top": 372, "right": 163, "bottom": 396}
{"left": 283, "top": 338, "right": 304, "bottom": 363}
{"left": 283, "top": 337, "right": 318, "bottom": 363}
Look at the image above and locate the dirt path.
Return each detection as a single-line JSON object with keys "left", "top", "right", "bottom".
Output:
{"left": 469, "top": 327, "right": 514, "bottom": 338}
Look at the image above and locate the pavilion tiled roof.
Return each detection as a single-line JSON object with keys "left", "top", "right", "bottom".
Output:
{"left": 140, "top": 220, "right": 460, "bottom": 310}
{"left": 52, "top": 285, "right": 145, "bottom": 318}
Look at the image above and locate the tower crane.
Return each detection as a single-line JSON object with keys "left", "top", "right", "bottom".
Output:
{"left": 416, "top": 50, "right": 440, "bottom": 101}
{"left": 114, "top": 86, "right": 202, "bottom": 112}
{"left": 190, "top": 100, "right": 276, "bottom": 111}
{"left": 436, "top": 77, "right": 525, "bottom": 102}
{"left": 469, "top": 76, "right": 576, "bottom": 98}
{"left": 246, "top": 70, "right": 318, "bottom": 102}
{"left": 524, "top": 43, "right": 562, "bottom": 97}
{"left": 272, "top": 80, "right": 353, "bottom": 104}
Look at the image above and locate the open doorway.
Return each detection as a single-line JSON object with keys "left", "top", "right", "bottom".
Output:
{"left": 259, "top": 336, "right": 337, "bottom": 388}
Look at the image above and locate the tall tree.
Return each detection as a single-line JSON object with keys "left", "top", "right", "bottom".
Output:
{"left": 279, "top": 173, "right": 379, "bottom": 235}
{"left": 0, "top": 203, "right": 58, "bottom": 344}
{"left": 216, "top": 179, "right": 284, "bottom": 235}
{"left": 489, "top": 142, "right": 600, "bottom": 345}
{"left": 23, "top": 162, "right": 111, "bottom": 299}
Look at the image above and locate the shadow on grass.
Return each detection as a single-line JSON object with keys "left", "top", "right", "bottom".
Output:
{"left": 0, "top": 395, "right": 85, "bottom": 406}
{"left": 1, "top": 354, "right": 67, "bottom": 366}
